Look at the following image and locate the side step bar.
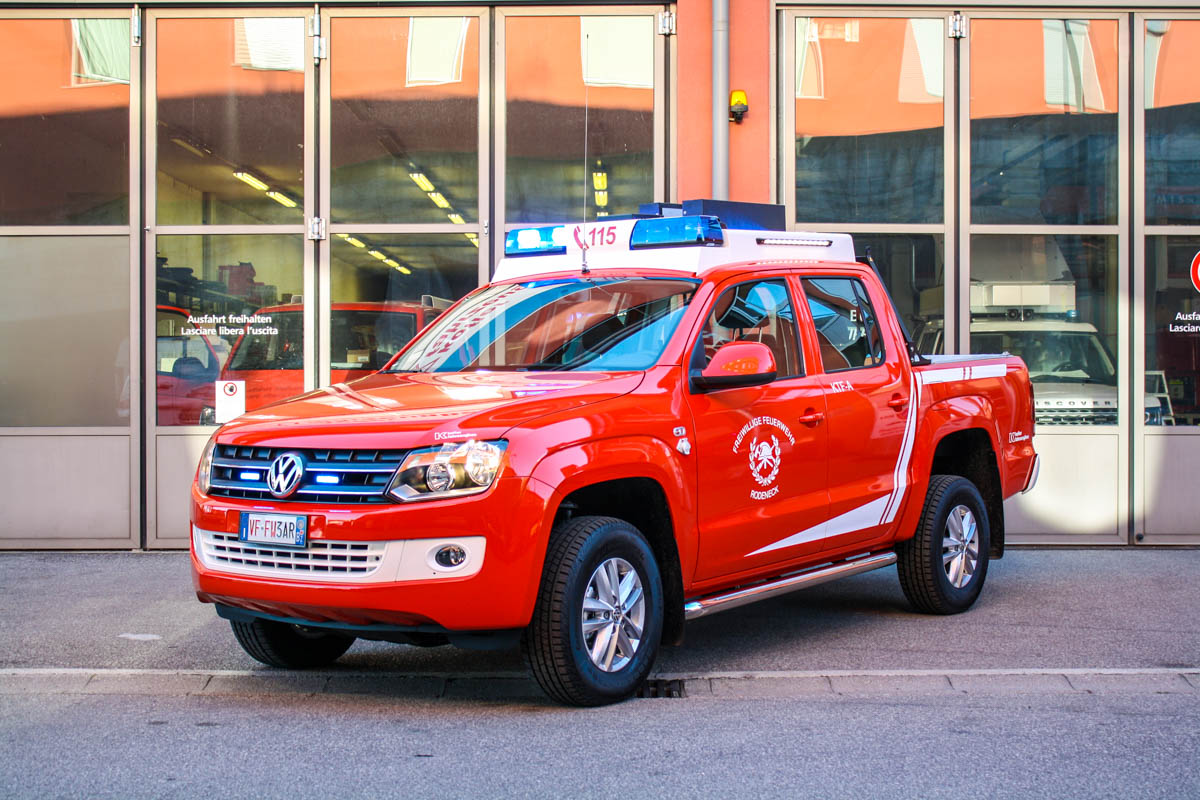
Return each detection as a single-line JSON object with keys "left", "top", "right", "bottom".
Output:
{"left": 683, "top": 552, "right": 898, "bottom": 621}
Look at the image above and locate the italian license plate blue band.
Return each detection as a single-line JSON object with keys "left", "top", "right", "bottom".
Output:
{"left": 239, "top": 512, "right": 308, "bottom": 548}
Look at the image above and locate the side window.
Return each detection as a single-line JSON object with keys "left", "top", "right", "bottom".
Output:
{"left": 696, "top": 279, "right": 803, "bottom": 378}
{"left": 801, "top": 277, "right": 885, "bottom": 372}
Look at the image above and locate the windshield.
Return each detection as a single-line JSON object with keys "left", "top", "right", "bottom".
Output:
{"left": 970, "top": 330, "right": 1116, "bottom": 386}
{"left": 389, "top": 278, "right": 699, "bottom": 373}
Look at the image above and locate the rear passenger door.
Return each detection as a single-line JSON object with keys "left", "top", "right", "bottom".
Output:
{"left": 796, "top": 274, "right": 915, "bottom": 551}
{"left": 685, "top": 277, "right": 830, "bottom": 582}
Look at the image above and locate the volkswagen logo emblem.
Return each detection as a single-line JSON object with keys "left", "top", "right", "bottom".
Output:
{"left": 266, "top": 452, "right": 304, "bottom": 498}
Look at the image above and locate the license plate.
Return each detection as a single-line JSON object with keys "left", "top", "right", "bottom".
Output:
{"left": 239, "top": 512, "right": 307, "bottom": 548}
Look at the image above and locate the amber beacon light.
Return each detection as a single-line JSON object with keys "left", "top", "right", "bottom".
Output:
{"left": 729, "top": 90, "right": 748, "bottom": 123}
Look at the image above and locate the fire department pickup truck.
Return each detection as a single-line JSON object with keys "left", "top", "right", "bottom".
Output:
{"left": 191, "top": 202, "right": 1039, "bottom": 706}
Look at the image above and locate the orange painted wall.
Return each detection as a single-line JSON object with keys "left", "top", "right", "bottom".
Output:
{"left": 677, "top": 0, "right": 772, "bottom": 204}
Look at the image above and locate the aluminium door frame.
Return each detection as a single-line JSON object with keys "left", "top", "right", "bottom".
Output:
{"left": 0, "top": 8, "right": 140, "bottom": 549}
{"left": 777, "top": 7, "right": 958, "bottom": 351}
{"left": 143, "top": 7, "right": 316, "bottom": 548}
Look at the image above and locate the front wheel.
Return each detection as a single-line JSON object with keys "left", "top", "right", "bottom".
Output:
{"left": 230, "top": 618, "right": 355, "bottom": 668}
{"left": 525, "top": 516, "right": 664, "bottom": 706}
{"left": 897, "top": 474, "right": 991, "bottom": 615}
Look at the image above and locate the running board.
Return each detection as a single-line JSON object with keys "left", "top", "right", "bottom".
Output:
{"left": 683, "top": 552, "right": 898, "bottom": 621}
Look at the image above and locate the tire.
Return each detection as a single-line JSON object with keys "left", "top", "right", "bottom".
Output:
{"left": 524, "top": 516, "right": 664, "bottom": 706}
{"left": 896, "top": 474, "right": 991, "bottom": 615}
{"left": 230, "top": 618, "right": 355, "bottom": 668}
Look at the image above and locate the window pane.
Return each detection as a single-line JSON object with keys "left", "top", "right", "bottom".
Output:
{"left": 156, "top": 18, "right": 305, "bottom": 225}
{"left": 330, "top": 17, "right": 479, "bottom": 224}
{"left": 970, "top": 19, "right": 1119, "bottom": 225}
{"left": 970, "top": 235, "right": 1118, "bottom": 425}
{"left": 801, "top": 277, "right": 885, "bottom": 371}
{"left": 851, "top": 233, "right": 945, "bottom": 355}
{"left": 0, "top": 237, "right": 129, "bottom": 425}
{"left": 1145, "top": 236, "right": 1200, "bottom": 425}
{"left": 329, "top": 233, "right": 479, "bottom": 376}
{"left": 1145, "top": 20, "right": 1200, "bottom": 225}
{"left": 700, "top": 280, "right": 802, "bottom": 378}
{"left": 793, "top": 18, "right": 944, "bottom": 224}
{"left": 506, "top": 16, "right": 654, "bottom": 223}
{"left": 0, "top": 19, "right": 129, "bottom": 225}
{"left": 155, "top": 234, "right": 305, "bottom": 424}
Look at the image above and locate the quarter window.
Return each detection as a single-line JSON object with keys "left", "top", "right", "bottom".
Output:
{"left": 801, "top": 277, "right": 885, "bottom": 371}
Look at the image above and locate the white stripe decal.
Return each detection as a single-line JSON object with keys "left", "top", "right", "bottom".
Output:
{"left": 921, "top": 363, "right": 1007, "bottom": 384}
{"left": 748, "top": 373, "right": 920, "bottom": 558}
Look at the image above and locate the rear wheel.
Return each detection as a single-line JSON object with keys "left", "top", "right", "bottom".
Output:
{"left": 897, "top": 474, "right": 990, "bottom": 614}
{"left": 525, "top": 516, "right": 663, "bottom": 706}
{"left": 230, "top": 618, "right": 355, "bottom": 668}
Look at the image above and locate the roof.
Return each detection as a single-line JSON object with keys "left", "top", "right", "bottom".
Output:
{"left": 492, "top": 217, "right": 857, "bottom": 282}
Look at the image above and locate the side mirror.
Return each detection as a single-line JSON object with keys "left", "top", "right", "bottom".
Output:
{"left": 690, "top": 341, "right": 777, "bottom": 393}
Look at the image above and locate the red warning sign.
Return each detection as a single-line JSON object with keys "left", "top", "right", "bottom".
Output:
{"left": 1191, "top": 250, "right": 1200, "bottom": 294}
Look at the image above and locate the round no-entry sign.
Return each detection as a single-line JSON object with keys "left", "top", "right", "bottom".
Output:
{"left": 1191, "top": 250, "right": 1200, "bottom": 294}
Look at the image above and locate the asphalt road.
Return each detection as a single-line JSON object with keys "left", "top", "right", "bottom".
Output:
{"left": 1, "top": 549, "right": 1198, "bottom": 798}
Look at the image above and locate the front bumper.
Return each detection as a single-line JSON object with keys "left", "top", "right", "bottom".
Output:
{"left": 190, "top": 475, "right": 555, "bottom": 631}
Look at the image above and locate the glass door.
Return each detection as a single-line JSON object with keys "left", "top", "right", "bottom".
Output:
{"left": 778, "top": 10, "right": 954, "bottom": 353}
{"left": 962, "top": 13, "right": 1127, "bottom": 543}
{"left": 496, "top": 7, "right": 667, "bottom": 235}
{"left": 319, "top": 8, "right": 488, "bottom": 387}
{"left": 1135, "top": 14, "right": 1200, "bottom": 544}
{"left": 145, "top": 9, "right": 316, "bottom": 547}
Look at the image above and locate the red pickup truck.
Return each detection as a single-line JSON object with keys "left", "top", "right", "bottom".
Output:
{"left": 191, "top": 205, "right": 1038, "bottom": 705}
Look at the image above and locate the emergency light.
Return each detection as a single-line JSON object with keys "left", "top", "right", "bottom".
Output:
{"left": 504, "top": 226, "right": 568, "bottom": 256}
{"left": 629, "top": 216, "right": 724, "bottom": 249}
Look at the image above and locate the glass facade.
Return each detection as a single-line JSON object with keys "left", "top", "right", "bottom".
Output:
{"left": 1, "top": 5, "right": 1198, "bottom": 547}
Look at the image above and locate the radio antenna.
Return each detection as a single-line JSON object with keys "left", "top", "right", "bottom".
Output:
{"left": 582, "top": 32, "right": 590, "bottom": 224}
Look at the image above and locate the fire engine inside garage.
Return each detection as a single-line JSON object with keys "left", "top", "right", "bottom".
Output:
{"left": 0, "top": 2, "right": 1197, "bottom": 549}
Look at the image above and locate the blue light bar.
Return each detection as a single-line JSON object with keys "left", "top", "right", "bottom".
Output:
{"left": 504, "top": 225, "right": 568, "bottom": 257}
{"left": 239, "top": 471, "right": 260, "bottom": 481}
{"left": 315, "top": 475, "right": 340, "bottom": 485}
{"left": 629, "top": 215, "right": 724, "bottom": 249}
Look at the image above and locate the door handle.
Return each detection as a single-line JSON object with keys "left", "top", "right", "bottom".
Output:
{"left": 799, "top": 409, "right": 825, "bottom": 426}
{"left": 887, "top": 394, "right": 909, "bottom": 411}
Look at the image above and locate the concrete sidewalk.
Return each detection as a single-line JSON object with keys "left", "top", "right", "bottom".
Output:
{"left": 1, "top": 548, "right": 1197, "bottom": 697}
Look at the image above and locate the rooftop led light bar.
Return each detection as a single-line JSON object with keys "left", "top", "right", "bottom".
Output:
{"left": 756, "top": 236, "right": 832, "bottom": 247}
{"left": 504, "top": 225, "right": 568, "bottom": 256}
{"left": 630, "top": 215, "right": 725, "bottom": 249}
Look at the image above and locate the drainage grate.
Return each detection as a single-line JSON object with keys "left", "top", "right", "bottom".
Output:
{"left": 636, "top": 678, "right": 687, "bottom": 699}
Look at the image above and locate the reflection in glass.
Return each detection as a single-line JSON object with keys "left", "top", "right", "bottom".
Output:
{"left": 154, "top": 234, "right": 304, "bottom": 424}
{"left": 156, "top": 18, "right": 305, "bottom": 225}
{"left": 0, "top": 237, "right": 129, "bottom": 426}
{"left": 506, "top": 16, "right": 654, "bottom": 223}
{"left": 1145, "top": 236, "right": 1200, "bottom": 425}
{"left": 970, "top": 235, "right": 1118, "bottom": 425}
{"left": 1145, "top": 20, "right": 1200, "bottom": 225}
{"left": 329, "top": 234, "right": 477, "bottom": 379}
{"left": 970, "top": 19, "right": 1118, "bottom": 225}
{"left": 0, "top": 19, "right": 129, "bottom": 225}
{"left": 330, "top": 17, "right": 479, "bottom": 224}
{"left": 969, "top": 20, "right": 1118, "bottom": 226}
{"left": 851, "top": 234, "right": 944, "bottom": 354}
{"left": 794, "top": 18, "right": 944, "bottom": 224}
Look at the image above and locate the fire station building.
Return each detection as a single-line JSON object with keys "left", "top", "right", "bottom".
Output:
{"left": 0, "top": 1, "right": 1197, "bottom": 548}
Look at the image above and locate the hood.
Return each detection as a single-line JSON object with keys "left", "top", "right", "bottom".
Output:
{"left": 216, "top": 370, "right": 645, "bottom": 448}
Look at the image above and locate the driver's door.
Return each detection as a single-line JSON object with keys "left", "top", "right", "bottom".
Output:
{"left": 684, "top": 277, "right": 831, "bottom": 584}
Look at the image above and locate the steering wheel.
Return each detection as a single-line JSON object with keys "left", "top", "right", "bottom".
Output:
{"left": 1052, "top": 361, "right": 1083, "bottom": 373}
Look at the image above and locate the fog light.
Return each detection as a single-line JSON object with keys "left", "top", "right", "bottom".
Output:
{"left": 434, "top": 545, "right": 467, "bottom": 568}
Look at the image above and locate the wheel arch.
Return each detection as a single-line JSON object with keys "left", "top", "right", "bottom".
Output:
{"left": 927, "top": 427, "right": 1005, "bottom": 558}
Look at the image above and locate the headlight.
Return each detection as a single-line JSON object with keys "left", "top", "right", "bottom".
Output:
{"left": 1145, "top": 404, "right": 1164, "bottom": 426}
{"left": 197, "top": 434, "right": 218, "bottom": 495}
{"left": 387, "top": 439, "right": 507, "bottom": 503}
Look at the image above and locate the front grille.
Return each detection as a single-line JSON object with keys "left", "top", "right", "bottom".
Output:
{"left": 208, "top": 445, "right": 404, "bottom": 504}
{"left": 197, "top": 528, "right": 388, "bottom": 578}
{"left": 1035, "top": 408, "right": 1119, "bottom": 426}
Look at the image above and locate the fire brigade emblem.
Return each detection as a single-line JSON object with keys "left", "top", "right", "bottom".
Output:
{"left": 748, "top": 435, "right": 781, "bottom": 487}
{"left": 733, "top": 416, "right": 796, "bottom": 501}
